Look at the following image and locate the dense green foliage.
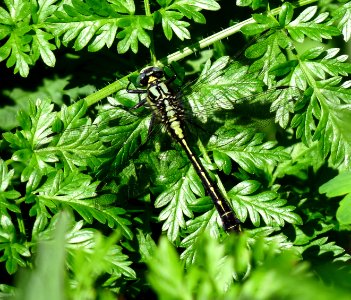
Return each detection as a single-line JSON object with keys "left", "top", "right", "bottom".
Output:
{"left": 1, "top": 0, "right": 351, "bottom": 299}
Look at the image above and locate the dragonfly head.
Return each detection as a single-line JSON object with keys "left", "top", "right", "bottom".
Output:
{"left": 138, "top": 66, "right": 164, "bottom": 86}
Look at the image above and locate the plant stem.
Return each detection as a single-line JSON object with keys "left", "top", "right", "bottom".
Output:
{"left": 161, "top": 0, "right": 317, "bottom": 65}
{"left": 84, "top": 78, "right": 129, "bottom": 106}
{"left": 83, "top": 0, "right": 317, "bottom": 107}
{"left": 144, "top": 0, "right": 157, "bottom": 64}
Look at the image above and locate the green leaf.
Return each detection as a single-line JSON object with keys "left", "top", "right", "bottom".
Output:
{"left": 17, "top": 212, "right": 135, "bottom": 300}
{"left": 336, "top": 194, "right": 351, "bottom": 225}
{"left": 88, "top": 23, "right": 118, "bottom": 51}
{"left": 332, "top": 1, "right": 351, "bottom": 41}
{"left": 54, "top": 20, "right": 118, "bottom": 52}
{"left": 278, "top": 2, "right": 294, "bottom": 26}
{"left": 32, "top": 29, "right": 56, "bottom": 67}
{"left": 0, "top": 29, "right": 32, "bottom": 77}
{"left": 169, "top": 0, "right": 220, "bottom": 24}
{"left": 0, "top": 212, "right": 30, "bottom": 274}
{"left": 229, "top": 181, "right": 302, "bottom": 227}
{"left": 136, "top": 150, "right": 200, "bottom": 241}
{"left": 213, "top": 150, "right": 232, "bottom": 175}
{"left": 237, "top": 0, "right": 254, "bottom": 7}
{"left": 108, "top": 0, "right": 135, "bottom": 14}
{"left": 117, "top": 16, "right": 153, "bottom": 53}
{"left": 320, "top": 171, "right": 351, "bottom": 225}
{"left": 15, "top": 211, "right": 68, "bottom": 300}
{"left": 137, "top": 231, "right": 157, "bottom": 263}
{"left": 49, "top": 0, "right": 122, "bottom": 51}
{"left": 0, "top": 6, "right": 12, "bottom": 26}
{"left": 3, "top": 0, "right": 31, "bottom": 22}
{"left": 185, "top": 55, "right": 295, "bottom": 126}
{"left": 4, "top": 98, "right": 57, "bottom": 189}
{"left": 320, "top": 171, "right": 351, "bottom": 197}
{"left": 159, "top": 10, "right": 190, "bottom": 41}
{"left": 298, "top": 48, "right": 351, "bottom": 80}
{"left": 245, "top": 31, "right": 292, "bottom": 86}
{"left": 54, "top": 217, "right": 136, "bottom": 279}
{"left": 170, "top": 4, "right": 205, "bottom": 23}
{"left": 184, "top": 0, "right": 220, "bottom": 11}
{"left": 34, "top": 170, "right": 133, "bottom": 238}
{"left": 46, "top": 100, "right": 104, "bottom": 172}
{"left": 154, "top": 164, "right": 195, "bottom": 241}
{"left": 98, "top": 102, "right": 150, "bottom": 170}
{"left": 208, "top": 128, "right": 290, "bottom": 174}
{"left": 180, "top": 210, "right": 220, "bottom": 265}
{"left": 236, "top": 0, "right": 268, "bottom": 10}
{"left": 0, "top": 0, "right": 33, "bottom": 76}
{"left": 301, "top": 237, "right": 350, "bottom": 263}
{"left": 32, "top": 0, "right": 58, "bottom": 23}
{"left": 289, "top": 47, "right": 351, "bottom": 167}
{"left": 191, "top": 233, "right": 235, "bottom": 292}
{"left": 147, "top": 237, "right": 192, "bottom": 300}
{"left": 313, "top": 93, "right": 351, "bottom": 166}
{"left": 287, "top": 6, "right": 340, "bottom": 43}
{"left": 0, "top": 159, "right": 21, "bottom": 214}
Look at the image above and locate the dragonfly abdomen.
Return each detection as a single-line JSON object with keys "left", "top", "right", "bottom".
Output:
{"left": 178, "top": 138, "right": 241, "bottom": 232}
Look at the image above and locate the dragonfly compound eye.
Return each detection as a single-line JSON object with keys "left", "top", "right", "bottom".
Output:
{"left": 137, "top": 72, "right": 148, "bottom": 86}
{"left": 151, "top": 67, "right": 164, "bottom": 79}
{"left": 138, "top": 66, "right": 164, "bottom": 86}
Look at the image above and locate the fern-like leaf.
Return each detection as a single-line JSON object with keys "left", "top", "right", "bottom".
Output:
{"left": 229, "top": 180, "right": 302, "bottom": 227}
{"left": 290, "top": 47, "right": 351, "bottom": 167}
{"left": 208, "top": 128, "right": 290, "bottom": 174}
{"left": 287, "top": 6, "right": 340, "bottom": 42}
{"left": 154, "top": 163, "right": 198, "bottom": 241}
{"left": 332, "top": 1, "right": 351, "bottom": 41}
{"left": 34, "top": 170, "right": 133, "bottom": 238}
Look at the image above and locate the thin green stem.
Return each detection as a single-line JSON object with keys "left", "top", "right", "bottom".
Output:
{"left": 84, "top": 74, "right": 131, "bottom": 107}
{"left": 161, "top": 0, "right": 317, "bottom": 65}
{"left": 144, "top": 0, "right": 151, "bottom": 15}
{"left": 144, "top": 0, "right": 157, "bottom": 64}
{"left": 83, "top": 0, "right": 317, "bottom": 107}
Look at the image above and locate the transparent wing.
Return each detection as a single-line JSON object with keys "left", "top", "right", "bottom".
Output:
{"left": 179, "top": 57, "right": 302, "bottom": 128}
{"left": 171, "top": 28, "right": 301, "bottom": 128}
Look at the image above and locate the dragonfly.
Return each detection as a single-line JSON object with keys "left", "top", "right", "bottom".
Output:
{"left": 55, "top": 31, "right": 302, "bottom": 234}
{"left": 89, "top": 54, "right": 302, "bottom": 234}
{"left": 126, "top": 65, "right": 242, "bottom": 232}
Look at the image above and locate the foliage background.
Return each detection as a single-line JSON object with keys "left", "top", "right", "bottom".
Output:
{"left": 1, "top": 0, "right": 351, "bottom": 299}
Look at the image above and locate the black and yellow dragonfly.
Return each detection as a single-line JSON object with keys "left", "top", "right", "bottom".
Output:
{"left": 126, "top": 65, "right": 242, "bottom": 232}
{"left": 93, "top": 50, "right": 301, "bottom": 234}
{"left": 54, "top": 29, "right": 301, "bottom": 235}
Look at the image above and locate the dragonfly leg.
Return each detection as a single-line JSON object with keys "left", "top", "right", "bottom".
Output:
{"left": 131, "top": 99, "right": 147, "bottom": 110}
{"left": 126, "top": 81, "right": 147, "bottom": 94}
{"left": 126, "top": 81, "right": 148, "bottom": 110}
